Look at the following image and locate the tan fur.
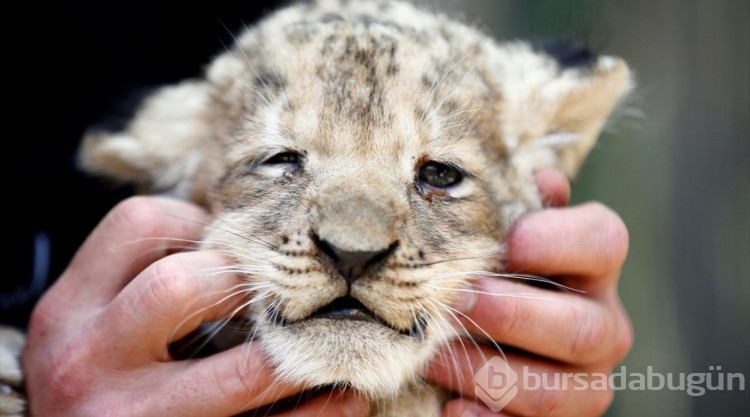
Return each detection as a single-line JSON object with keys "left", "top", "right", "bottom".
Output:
{"left": 0, "top": 327, "right": 25, "bottom": 417}
{"left": 3, "top": 1, "right": 632, "bottom": 416}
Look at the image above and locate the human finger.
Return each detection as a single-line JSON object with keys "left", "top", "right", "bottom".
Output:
{"left": 534, "top": 168, "right": 570, "bottom": 207}
{"left": 505, "top": 202, "right": 629, "bottom": 294}
{"left": 155, "top": 358, "right": 370, "bottom": 417}
{"left": 53, "top": 196, "right": 210, "bottom": 313}
{"left": 426, "top": 343, "right": 615, "bottom": 417}
{"left": 100, "top": 250, "right": 246, "bottom": 360}
{"left": 455, "top": 276, "right": 629, "bottom": 366}
{"left": 441, "top": 398, "right": 512, "bottom": 417}
{"left": 105, "top": 344, "right": 302, "bottom": 417}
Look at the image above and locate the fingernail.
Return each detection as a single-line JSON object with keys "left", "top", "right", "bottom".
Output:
{"left": 341, "top": 392, "right": 368, "bottom": 417}
{"left": 454, "top": 285, "right": 478, "bottom": 313}
{"left": 460, "top": 404, "right": 481, "bottom": 417}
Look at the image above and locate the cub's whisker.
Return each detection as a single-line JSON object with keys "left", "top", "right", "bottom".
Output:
{"left": 200, "top": 266, "right": 271, "bottom": 276}
{"left": 203, "top": 215, "right": 278, "bottom": 251}
{"left": 415, "top": 255, "right": 494, "bottom": 268}
{"left": 423, "top": 300, "right": 466, "bottom": 391}
{"left": 168, "top": 288, "right": 267, "bottom": 345}
{"left": 121, "top": 236, "right": 275, "bottom": 264}
{"left": 433, "top": 62, "right": 480, "bottom": 114}
{"left": 435, "top": 271, "right": 585, "bottom": 293}
{"left": 436, "top": 299, "right": 502, "bottom": 374}
{"left": 422, "top": 47, "right": 478, "bottom": 114}
{"left": 239, "top": 304, "right": 293, "bottom": 412}
{"left": 212, "top": 23, "right": 277, "bottom": 108}
{"left": 440, "top": 303, "right": 507, "bottom": 363}
{"left": 426, "top": 286, "right": 559, "bottom": 303}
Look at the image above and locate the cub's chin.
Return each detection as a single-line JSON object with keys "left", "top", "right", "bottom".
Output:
{"left": 256, "top": 297, "right": 443, "bottom": 397}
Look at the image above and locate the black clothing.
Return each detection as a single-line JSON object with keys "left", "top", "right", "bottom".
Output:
{"left": 3, "top": 1, "right": 280, "bottom": 328}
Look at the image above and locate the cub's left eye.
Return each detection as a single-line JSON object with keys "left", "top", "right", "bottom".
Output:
{"left": 256, "top": 151, "right": 303, "bottom": 177}
{"left": 418, "top": 161, "right": 463, "bottom": 188}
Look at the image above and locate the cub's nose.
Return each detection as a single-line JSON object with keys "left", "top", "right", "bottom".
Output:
{"left": 313, "top": 235, "right": 397, "bottom": 282}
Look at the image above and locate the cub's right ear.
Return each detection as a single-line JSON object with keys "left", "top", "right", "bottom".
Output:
{"left": 491, "top": 41, "right": 633, "bottom": 179}
{"left": 79, "top": 81, "right": 216, "bottom": 200}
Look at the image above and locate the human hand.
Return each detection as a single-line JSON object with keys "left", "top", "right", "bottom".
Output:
{"left": 428, "top": 168, "right": 634, "bottom": 417}
{"left": 23, "top": 196, "right": 369, "bottom": 417}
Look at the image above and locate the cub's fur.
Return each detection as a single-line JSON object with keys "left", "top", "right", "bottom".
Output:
{"left": 0, "top": 328, "right": 25, "bottom": 417}
{"left": 1, "top": 1, "right": 632, "bottom": 415}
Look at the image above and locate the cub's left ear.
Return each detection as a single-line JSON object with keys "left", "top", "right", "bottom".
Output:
{"left": 79, "top": 81, "right": 217, "bottom": 201}
{"left": 497, "top": 41, "right": 634, "bottom": 178}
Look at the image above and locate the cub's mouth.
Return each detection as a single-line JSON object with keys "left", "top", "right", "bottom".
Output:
{"left": 308, "top": 296, "right": 382, "bottom": 322}
{"left": 271, "top": 296, "right": 425, "bottom": 338}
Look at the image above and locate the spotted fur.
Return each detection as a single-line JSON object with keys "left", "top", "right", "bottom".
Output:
{"left": 2, "top": 1, "right": 632, "bottom": 416}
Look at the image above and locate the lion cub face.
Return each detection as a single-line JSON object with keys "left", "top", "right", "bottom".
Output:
{"left": 80, "top": 0, "right": 631, "bottom": 399}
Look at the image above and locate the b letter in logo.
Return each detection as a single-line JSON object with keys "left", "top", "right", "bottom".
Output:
{"left": 474, "top": 356, "right": 519, "bottom": 412}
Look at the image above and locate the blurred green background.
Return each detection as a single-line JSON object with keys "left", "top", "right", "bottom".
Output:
{"left": 428, "top": 0, "right": 749, "bottom": 415}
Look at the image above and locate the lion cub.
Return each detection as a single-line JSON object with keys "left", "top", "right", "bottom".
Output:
{"left": 2, "top": 0, "right": 631, "bottom": 416}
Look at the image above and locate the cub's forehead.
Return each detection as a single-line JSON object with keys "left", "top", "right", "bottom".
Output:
{"left": 218, "top": 0, "right": 499, "bottom": 107}
{"left": 210, "top": 2, "right": 501, "bottom": 166}
{"left": 239, "top": 3, "right": 470, "bottom": 102}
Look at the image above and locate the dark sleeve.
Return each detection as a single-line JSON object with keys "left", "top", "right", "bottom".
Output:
{"left": 2, "top": 0, "right": 282, "bottom": 328}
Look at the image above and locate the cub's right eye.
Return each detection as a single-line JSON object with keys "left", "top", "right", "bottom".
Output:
{"left": 264, "top": 152, "right": 301, "bottom": 165}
